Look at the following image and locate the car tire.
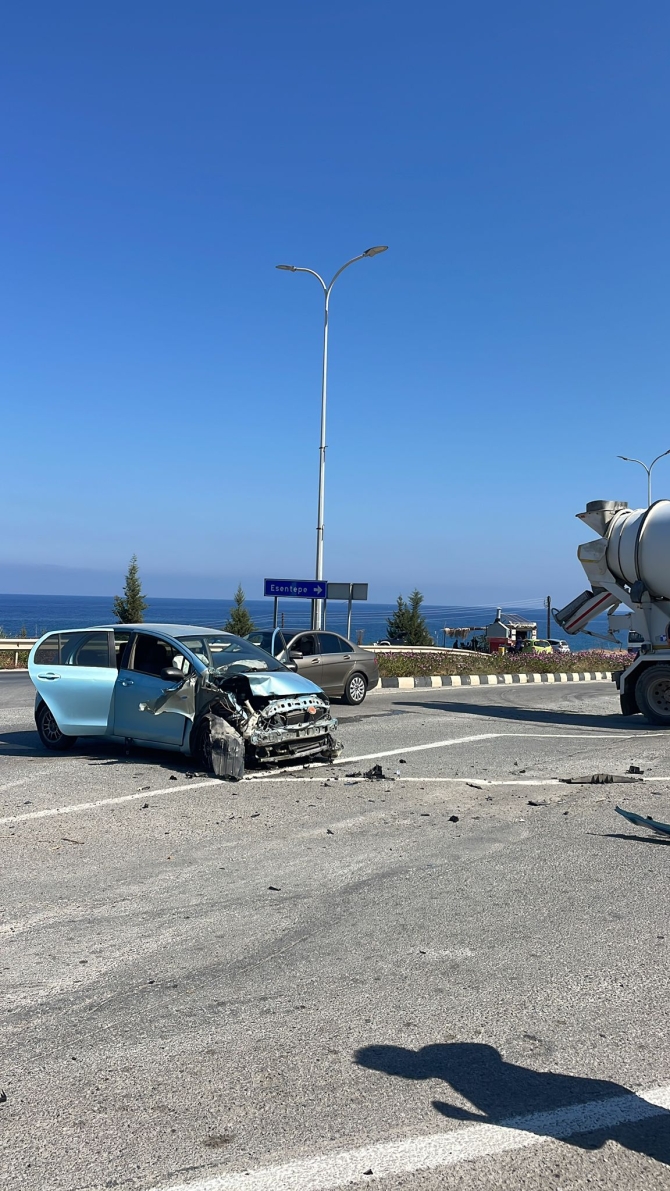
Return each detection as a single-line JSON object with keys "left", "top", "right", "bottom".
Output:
{"left": 36, "top": 701, "right": 76, "bottom": 751}
{"left": 343, "top": 672, "right": 367, "bottom": 706}
{"left": 191, "top": 719, "right": 213, "bottom": 772}
{"left": 635, "top": 665, "right": 670, "bottom": 726}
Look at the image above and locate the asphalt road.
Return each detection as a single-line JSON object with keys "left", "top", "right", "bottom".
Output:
{"left": 2, "top": 672, "right": 670, "bottom": 1191}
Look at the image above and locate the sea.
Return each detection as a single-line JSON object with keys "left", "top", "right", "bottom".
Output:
{"left": 0, "top": 593, "right": 616, "bottom": 652}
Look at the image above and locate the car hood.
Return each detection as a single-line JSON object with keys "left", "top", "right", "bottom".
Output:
{"left": 214, "top": 670, "right": 324, "bottom": 699}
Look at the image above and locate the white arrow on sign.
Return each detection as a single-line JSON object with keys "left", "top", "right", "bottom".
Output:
{"left": 314, "top": 585, "right": 323, "bottom": 595}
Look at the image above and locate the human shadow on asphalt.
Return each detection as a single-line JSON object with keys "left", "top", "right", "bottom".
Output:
{"left": 396, "top": 699, "right": 655, "bottom": 732}
{"left": 354, "top": 1042, "right": 670, "bottom": 1163}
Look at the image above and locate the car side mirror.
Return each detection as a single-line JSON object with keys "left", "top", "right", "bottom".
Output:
{"left": 289, "top": 650, "right": 303, "bottom": 660}
{"left": 161, "top": 667, "right": 184, "bottom": 682}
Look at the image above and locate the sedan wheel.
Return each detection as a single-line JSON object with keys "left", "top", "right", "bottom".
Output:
{"left": 344, "top": 672, "right": 367, "bottom": 705}
{"left": 36, "top": 702, "right": 76, "bottom": 751}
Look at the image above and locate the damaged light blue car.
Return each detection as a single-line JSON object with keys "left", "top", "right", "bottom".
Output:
{"left": 28, "top": 624, "right": 341, "bottom": 779}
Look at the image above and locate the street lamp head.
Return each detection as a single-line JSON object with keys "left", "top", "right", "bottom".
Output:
{"left": 363, "top": 245, "right": 388, "bottom": 257}
{"left": 276, "top": 264, "right": 297, "bottom": 271}
{"left": 618, "top": 455, "right": 631, "bottom": 462}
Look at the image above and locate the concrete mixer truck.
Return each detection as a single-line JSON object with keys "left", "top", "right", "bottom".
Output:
{"left": 554, "top": 499, "right": 670, "bottom": 726}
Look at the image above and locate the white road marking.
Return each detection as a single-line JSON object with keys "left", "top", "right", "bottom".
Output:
{"left": 152, "top": 1083, "right": 670, "bottom": 1191}
{"left": 333, "top": 731, "right": 652, "bottom": 766}
{"left": 0, "top": 778, "right": 215, "bottom": 825}
{"left": 0, "top": 730, "right": 659, "bottom": 824}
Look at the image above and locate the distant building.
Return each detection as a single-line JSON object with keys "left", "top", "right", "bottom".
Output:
{"left": 485, "top": 610, "right": 537, "bottom": 653}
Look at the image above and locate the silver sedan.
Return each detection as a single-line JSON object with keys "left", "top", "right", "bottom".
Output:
{"left": 245, "top": 629, "right": 379, "bottom": 705}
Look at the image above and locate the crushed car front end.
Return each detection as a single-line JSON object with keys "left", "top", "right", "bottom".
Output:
{"left": 147, "top": 631, "right": 342, "bottom": 779}
{"left": 195, "top": 668, "right": 340, "bottom": 774}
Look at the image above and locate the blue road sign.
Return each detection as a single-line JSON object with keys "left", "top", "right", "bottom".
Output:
{"left": 264, "top": 578, "right": 327, "bottom": 599}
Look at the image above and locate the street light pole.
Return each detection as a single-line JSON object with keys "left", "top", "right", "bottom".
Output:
{"left": 277, "top": 246, "right": 388, "bottom": 630}
{"left": 617, "top": 449, "right": 670, "bottom": 507}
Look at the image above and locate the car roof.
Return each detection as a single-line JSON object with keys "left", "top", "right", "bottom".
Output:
{"left": 48, "top": 624, "right": 233, "bottom": 637}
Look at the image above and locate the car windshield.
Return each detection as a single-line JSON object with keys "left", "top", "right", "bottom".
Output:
{"left": 177, "top": 633, "right": 285, "bottom": 674}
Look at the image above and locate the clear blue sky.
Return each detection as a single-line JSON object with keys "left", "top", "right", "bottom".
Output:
{"left": 1, "top": 2, "right": 668, "bottom": 605}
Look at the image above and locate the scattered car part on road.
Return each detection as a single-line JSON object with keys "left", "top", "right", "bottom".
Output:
{"left": 560, "top": 773, "right": 643, "bottom": 784}
{"left": 615, "top": 806, "right": 670, "bottom": 837}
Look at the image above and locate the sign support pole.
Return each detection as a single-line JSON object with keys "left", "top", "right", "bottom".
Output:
{"left": 273, "top": 597, "right": 279, "bottom": 629}
{"left": 346, "top": 590, "right": 353, "bottom": 640}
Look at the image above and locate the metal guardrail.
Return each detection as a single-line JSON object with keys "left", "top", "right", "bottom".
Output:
{"left": 0, "top": 639, "right": 37, "bottom": 667}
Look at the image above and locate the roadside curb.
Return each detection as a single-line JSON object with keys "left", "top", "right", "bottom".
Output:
{"left": 374, "top": 671, "right": 613, "bottom": 690}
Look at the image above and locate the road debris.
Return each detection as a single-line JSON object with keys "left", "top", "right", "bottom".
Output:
{"left": 268, "top": 885, "right": 281, "bottom": 891}
{"left": 615, "top": 806, "right": 670, "bottom": 837}
{"left": 363, "top": 764, "right": 386, "bottom": 781}
{"left": 448, "top": 814, "right": 459, "bottom": 823}
{"left": 528, "top": 800, "right": 548, "bottom": 807}
{"left": 627, "top": 765, "right": 644, "bottom": 774}
{"left": 560, "top": 774, "right": 642, "bottom": 785}
{"left": 140, "top": 803, "right": 149, "bottom": 810}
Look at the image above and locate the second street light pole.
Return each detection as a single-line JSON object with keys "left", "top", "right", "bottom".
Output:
{"left": 618, "top": 448, "right": 670, "bottom": 507}
{"left": 277, "top": 246, "right": 388, "bottom": 630}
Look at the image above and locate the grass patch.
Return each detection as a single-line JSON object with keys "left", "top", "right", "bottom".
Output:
{"left": 375, "top": 650, "right": 629, "bottom": 678}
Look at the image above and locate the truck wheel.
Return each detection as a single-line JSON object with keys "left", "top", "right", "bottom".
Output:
{"left": 635, "top": 666, "right": 670, "bottom": 726}
{"left": 619, "top": 689, "right": 639, "bottom": 717}
{"left": 36, "top": 701, "right": 76, "bottom": 751}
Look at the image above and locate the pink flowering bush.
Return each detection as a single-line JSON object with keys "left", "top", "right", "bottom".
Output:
{"left": 376, "top": 649, "right": 630, "bottom": 678}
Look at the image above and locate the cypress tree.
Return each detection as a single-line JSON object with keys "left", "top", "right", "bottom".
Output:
{"left": 224, "top": 584, "right": 255, "bottom": 637}
{"left": 386, "top": 589, "right": 432, "bottom": 646}
{"left": 386, "top": 595, "right": 411, "bottom": 642}
{"left": 406, "top": 588, "right": 433, "bottom": 646}
{"left": 113, "top": 555, "right": 149, "bottom": 623}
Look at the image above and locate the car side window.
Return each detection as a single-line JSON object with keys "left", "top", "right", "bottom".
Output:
{"left": 292, "top": 634, "right": 318, "bottom": 656}
{"left": 36, "top": 631, "right": 112, "bottom": 667}
{"left": 131, "top": 634, "right": 189, "bottom": 678}
{"left": 67, "top": 632, "right": 111, "bottom": 667}
{"left": 34, "top": 634, "right": 60, "bottom": 664}
{"left": 114, "top": 631, "right": 132, "bottom": 669}
{"left": 317, "top": 634, "right": 342, "bottom": 654}
{"left": 337, "top": 636, "right": 353, "bottom": 653}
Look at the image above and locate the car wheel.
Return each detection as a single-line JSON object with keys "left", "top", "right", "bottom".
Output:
{"left": 192, "top": 719, "right": 213, "bottom": 772}
{"left": 36, "top": 701, "right": 76, "bottom": 751}
{"left": 635, "top": 665, "right": 670, "bottom": 726}
{"left": 343, "top": 672, "right": 367, "bottom": 706}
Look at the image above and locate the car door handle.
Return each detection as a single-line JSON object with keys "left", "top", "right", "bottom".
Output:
{"left": 121, "top": 679, "right": 134, "bottom": 686}
{"left": 310, "top": 657, "right": 320, "bottom": 664}
{"left": 343, "top": 654, "right": 352, "bottom": 660}
{"left": 38, "top": 673, "right": 60, "bottom": 680}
